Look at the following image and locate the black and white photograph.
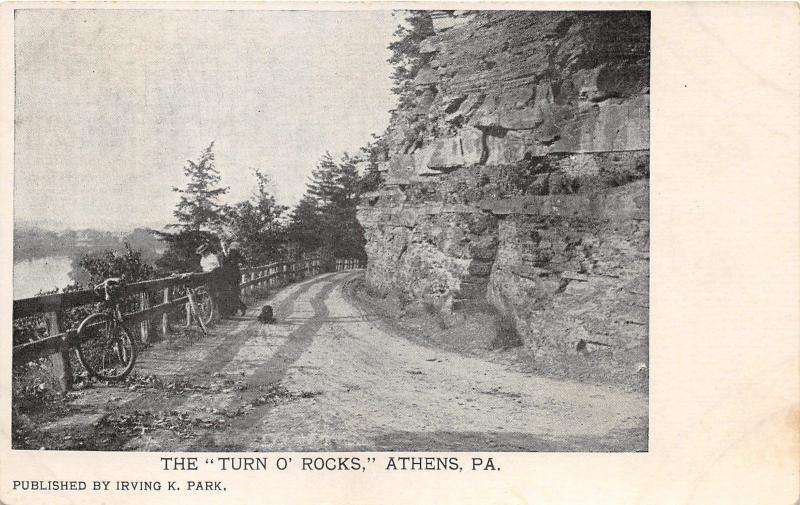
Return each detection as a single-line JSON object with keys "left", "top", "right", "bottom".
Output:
{"left": 11, "top": 8, "right": 650, "bottom": 452}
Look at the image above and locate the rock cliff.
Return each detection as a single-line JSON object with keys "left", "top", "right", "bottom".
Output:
{"left": 357, "top": 11, "right": 649, "bottom": 359}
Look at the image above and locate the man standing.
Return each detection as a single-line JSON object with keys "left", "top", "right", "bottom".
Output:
{"left": 222, "top": 241, "right": 246, "bottom": 316}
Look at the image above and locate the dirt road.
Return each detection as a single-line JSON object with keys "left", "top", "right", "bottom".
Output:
{"left": 21, "top": 271, "right": 647, "bottom": 451}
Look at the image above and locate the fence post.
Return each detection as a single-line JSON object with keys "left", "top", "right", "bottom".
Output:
{"left": 139, "top": 291, "right": 151, "bottom": 344}
{"left": 45, "top": 311, "right": 72, "bottom": 393}
{"left": 161, "top": 287, "right": 170, "bottom": 338}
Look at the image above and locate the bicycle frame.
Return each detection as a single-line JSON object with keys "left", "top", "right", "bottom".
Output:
{"left": 185, "top": 285, "right": 209, "bottom": 335}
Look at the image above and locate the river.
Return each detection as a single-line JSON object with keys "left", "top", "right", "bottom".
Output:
{"left": 13, "top": 256, "right": 74, "bottom": 299}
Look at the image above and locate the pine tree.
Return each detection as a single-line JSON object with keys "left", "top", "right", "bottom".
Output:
{"left": 306, "top": 152, "right": 341, "bottom": 206}
{"left": 225, "top": 168, "right": 288, "bottom": 264}
{"left": 387, "top": 11, "right": 435, "bottom": 107}
{"left": 286, "top": 194, "right": 323, "bottom": 257}
{"left": 289, "top": 153, "right": 366, "bottom": 265}
{"left": 155, "top": 142, "right": 229, "bottom": 273}
{"left": 169, "top": 141, "right": 229, "bottom": 232}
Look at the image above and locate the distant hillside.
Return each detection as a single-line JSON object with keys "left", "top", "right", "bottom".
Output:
{"left": 13, "top": 224, "right": 164, "bottom": 263}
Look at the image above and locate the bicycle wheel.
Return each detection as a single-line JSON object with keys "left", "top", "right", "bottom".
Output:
{"left": 193, "top": 287, "right": 214, "bottom": 326}
{"left": 75, "top": 312, "right": 137, "bottom": 381}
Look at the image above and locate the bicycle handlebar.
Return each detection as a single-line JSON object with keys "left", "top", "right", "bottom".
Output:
{"left": 94, "top": 272, "right": 202, "bottom": 300}
{"left": 94, "top": 277, "right": 124, "bottom": 300}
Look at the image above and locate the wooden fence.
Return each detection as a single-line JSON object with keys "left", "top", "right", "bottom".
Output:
{"left": 12, "top": 257, "right": 321, "bottom": 392}
{"left": 335, "top": 258, "right": 364, "bottom": 271}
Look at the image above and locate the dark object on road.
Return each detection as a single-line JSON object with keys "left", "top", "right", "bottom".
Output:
{"left": 257, "top": 305, "right": 276, "bottom": 324}
{"left": 576, "top": 339, "right": 613, "bottom": 353}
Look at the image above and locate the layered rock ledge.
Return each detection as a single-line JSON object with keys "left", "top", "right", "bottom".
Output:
{"left": 357, "top": 11, "right": 649, "bottom": 359}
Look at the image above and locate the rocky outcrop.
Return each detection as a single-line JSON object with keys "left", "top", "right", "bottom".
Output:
{"left": 357, "top": 11, "right": 649, "bottom": 359}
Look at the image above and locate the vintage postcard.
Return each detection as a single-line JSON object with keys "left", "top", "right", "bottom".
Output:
{"left": 0, "top": 2, "right": 797, "bottom": 504}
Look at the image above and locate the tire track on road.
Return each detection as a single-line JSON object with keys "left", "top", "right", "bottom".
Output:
{"left": 117, "top": 274, "right": 330, "bottom": 415}
{"left": 186, "top": 276, "right": 342, "bottom": 450}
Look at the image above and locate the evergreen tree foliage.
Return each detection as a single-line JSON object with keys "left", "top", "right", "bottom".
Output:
{"left": 224, "top": 168, "right": 288, "bottom": 265}
{"left": 286, "top": 194, "right": 323, "bottom": 258}
{"left": 155, "top": 142, "right": 229, "bottom": 272}
{"left": 387, "top": 11, "right": 434, "bottom": 107}
{"left": 287, "top": 152, "right": 366, "bottom": 265}
{"left": 154, "top": 229, "right": 219, "bottom": 274}
{"left": 356, "top": 135, "right": 389, "bottom": 193}
{"left": 169, "top": 141, "right": 229, "bottom": 232}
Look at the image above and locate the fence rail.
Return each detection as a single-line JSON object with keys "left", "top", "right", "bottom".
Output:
{"left": 12, "top": 256, "right": 322, "bottom": 391}
{"left": 335, "top": 258, "right": 365, "bottom": 271}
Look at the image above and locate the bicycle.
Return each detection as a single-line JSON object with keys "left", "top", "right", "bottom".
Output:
{"left": 74, "top": 278, "right": 137, "bottom": 381}
{"left": 172, "top": 273, "right": 215, "bottom": 336}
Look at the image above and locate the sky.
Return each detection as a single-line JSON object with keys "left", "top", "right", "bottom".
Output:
{"left": 14, "top": 9, "right": 399, "bottom": 231}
